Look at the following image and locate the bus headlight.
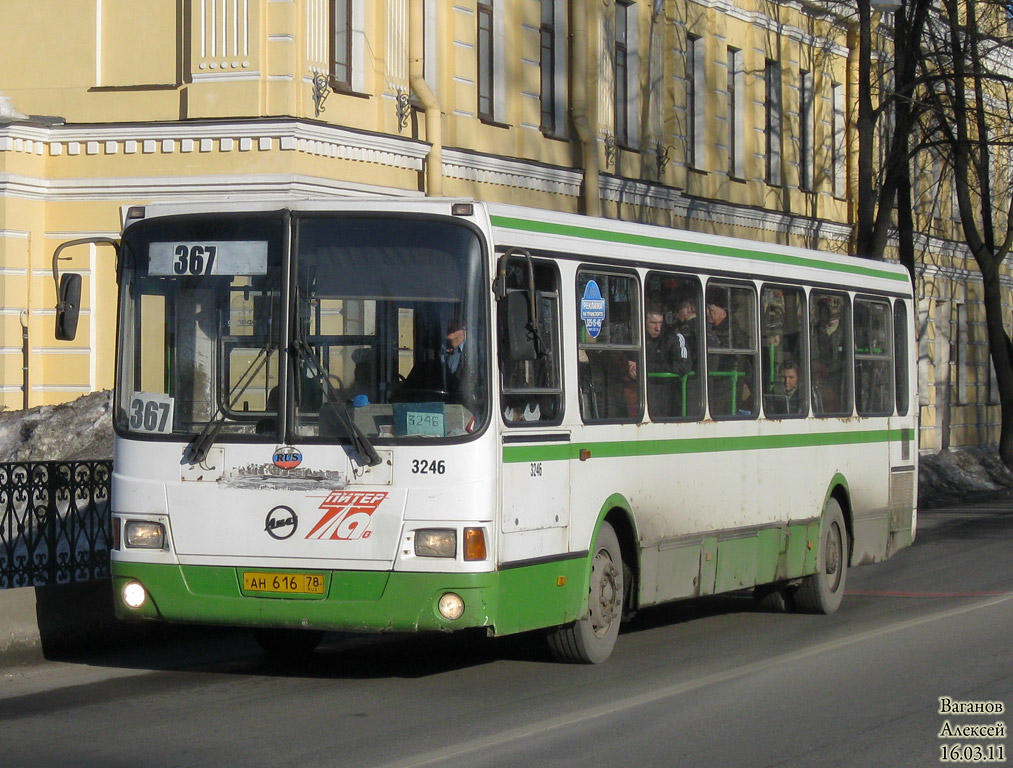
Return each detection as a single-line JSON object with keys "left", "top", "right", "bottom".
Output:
{"left": 122, "top": 580, "right": 147, "bottom": 609}
{"left": 414, "top": 529, "right": 456, "bottom": 558}
{"left": 438, "top": 592, "right": 465, "bottom": 620}
{"left": 124, "top": 521, "right": 166, "bottom": 549}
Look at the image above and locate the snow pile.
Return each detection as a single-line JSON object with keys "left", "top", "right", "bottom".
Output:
{"left": 0, "top": 391, "right": 113, "bottom": 462}
{"left": 0, "top": 93, "right": 28, "bottom": 122}
{"left": 918, "top": 447, "right": 1013, "bottom": 508}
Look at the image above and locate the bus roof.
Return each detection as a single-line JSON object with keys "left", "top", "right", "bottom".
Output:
{"left": 126, "top": 197, "right": 911, "bottom": 294}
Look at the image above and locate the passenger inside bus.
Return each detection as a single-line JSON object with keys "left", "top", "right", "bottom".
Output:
{"left": 645, "top": 302, "right": 691, "bottom": 418}
{"left": 780, "top": 359, "right": 803, "bottom": 413}
{"left": 705, "top": 289, "right": 755, "bottom": 416}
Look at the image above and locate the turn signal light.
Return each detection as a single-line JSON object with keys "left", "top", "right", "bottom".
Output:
{"left": 463, "top": 528, "right": 487, "bottom": 561}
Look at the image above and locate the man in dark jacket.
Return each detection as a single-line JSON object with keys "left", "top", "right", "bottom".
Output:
{"left": 645, "top": 304, "right": 691, "bottom": 417}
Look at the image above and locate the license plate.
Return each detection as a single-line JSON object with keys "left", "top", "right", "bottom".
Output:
{"left": 242, "top": 571, "right": 326, "bottom": 596}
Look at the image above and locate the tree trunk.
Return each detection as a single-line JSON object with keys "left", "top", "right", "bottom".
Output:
{"left": 980, "top": 269, "right": 1013, "bottom": 467}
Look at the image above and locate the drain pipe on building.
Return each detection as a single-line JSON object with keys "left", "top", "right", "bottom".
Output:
{"left": 409, "top": 0, "right": 442, "bottom": 197}
{"left": 20, "top": 309, "right": 29, "bottom": 410}
{"left": 571, "top": 0, "right": 600, "bottom": 217}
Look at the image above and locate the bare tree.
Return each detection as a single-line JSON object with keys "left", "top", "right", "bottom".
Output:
{"left": 852, "top": 0, "right": 933, "bottom": 277}
{"left": 918, "top": 0, "right": 1013, "bottom": 466}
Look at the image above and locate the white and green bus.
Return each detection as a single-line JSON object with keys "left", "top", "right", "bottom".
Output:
{"left": 56, "top": 198, "right": 917, "bottom": 663}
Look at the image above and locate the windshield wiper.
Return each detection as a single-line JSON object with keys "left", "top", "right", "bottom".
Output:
{"left": 292, "top": 338, "right": 382, "bottom": 467}
{"left": 186, "top": 344, "right": 275, "bottom": 465}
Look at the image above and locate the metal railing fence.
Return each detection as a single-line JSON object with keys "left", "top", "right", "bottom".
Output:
{"left": 0, "top": 460, "right": 112, "bottom": 589}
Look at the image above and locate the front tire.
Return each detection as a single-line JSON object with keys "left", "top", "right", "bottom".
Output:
{"left": 547, "top": 521, "right": 624, "bottom": 664}
{"left": 796, "top": 498, "right": 848, "bottom": 614}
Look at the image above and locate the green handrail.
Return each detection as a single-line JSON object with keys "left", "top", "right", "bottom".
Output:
{"left": 648, "top": 371, "right": 696, "bottom": 417}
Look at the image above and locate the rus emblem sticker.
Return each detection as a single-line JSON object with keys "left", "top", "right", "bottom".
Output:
{"left": 273, "top": 446, "right": 302, "bottom": 469}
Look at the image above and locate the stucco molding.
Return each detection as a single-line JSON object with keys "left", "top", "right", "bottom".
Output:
{"left": 0, "top": 171, "right": 424, "bottom": 202}
{"left": 442, "top": 149, "right": 583, "bottom": 197}
{"left": 0, "top": 120, "right": 430, "bottom": 172}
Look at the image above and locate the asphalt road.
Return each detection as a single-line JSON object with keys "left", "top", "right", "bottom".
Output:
{"left": 2, "top": 500, "right": 1011, "bottom": 768}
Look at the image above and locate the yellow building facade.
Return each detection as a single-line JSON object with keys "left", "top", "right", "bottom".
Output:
{"left": 0, "top": 0, "right": 1003, "bottom": 451}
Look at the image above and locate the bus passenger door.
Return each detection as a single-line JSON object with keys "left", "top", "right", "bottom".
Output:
{"left": 888, "top": 300, "right": 916, "bottom": 543}
{"left": 500, "top": 436, "right": 571, "bottom": 562}
{"left": 496, "top": 255, "right": 569, "bottom": 562}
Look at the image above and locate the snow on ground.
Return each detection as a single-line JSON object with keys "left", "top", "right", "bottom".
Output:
{"left": 1, "top": 391, "right": 1011, "bottom": 507}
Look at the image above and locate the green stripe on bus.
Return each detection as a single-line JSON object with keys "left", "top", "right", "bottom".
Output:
{"left": 502, "top": 428, "right": 912, "bottom": 463}
{"left": 490, "top": 215, "right": 908, "bottom": 283}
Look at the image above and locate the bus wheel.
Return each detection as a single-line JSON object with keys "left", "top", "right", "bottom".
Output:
{"left": 252, "top": 628, "right": 324, "bottom": 657}
{"left": 547, "top": 521, "right": 624, "bottom": 664}
{"left": 796, "top": 498, "right": 848, "bottom": 614}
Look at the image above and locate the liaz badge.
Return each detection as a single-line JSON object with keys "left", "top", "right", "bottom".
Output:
{"left": 273, "top": 446, "right": 302, "bottom": 470}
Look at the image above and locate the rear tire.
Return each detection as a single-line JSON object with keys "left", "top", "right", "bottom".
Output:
{"left": 796, "top": 498, "right": 848, "bottom": 614}
{"left": 252, "top": 628, "right": 324, "bottom": 657}
{"left": 547, "top": 521, "right": 624, "bottom": 664}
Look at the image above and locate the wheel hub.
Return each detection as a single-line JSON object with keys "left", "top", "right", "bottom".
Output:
{"left": 589, "top": 551, "right": 620, "bottom": 637}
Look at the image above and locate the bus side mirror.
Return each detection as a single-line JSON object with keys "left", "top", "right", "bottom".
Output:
{"left": 55, "top": 273, "right": 82, "bottom": 341}
{"left": 505, "top": 291, "right": 538, "bottom": 361}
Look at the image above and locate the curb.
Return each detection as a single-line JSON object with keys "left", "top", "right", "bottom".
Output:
{"left": 0, "top": 587, "right": 44, "bottom": 665}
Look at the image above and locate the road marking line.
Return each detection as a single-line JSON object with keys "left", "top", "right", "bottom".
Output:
{"left": 371, "top": 593, "right": 1013, "bottom": 768}
{"left": 847, "top": 589, "right": 1013, "bottom": 598}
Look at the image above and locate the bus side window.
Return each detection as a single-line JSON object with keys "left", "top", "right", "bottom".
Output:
{"left": 705, "top": 282, "right": 758, "bottom": 418}
{"left": 854, "top": 298, "right": 894, "bottom": 416}
{"left": 810, "top": 291, "right": 853, "bottom": 416}
{"left": 577, "top": 270, "right": 642, "bottom": 423}
{"left": 498, "top": 257, "right": 563, "bottom": 425}
{"left": 761, "top": 284, "right": 807, "bottom": 418}
{"left": 644, "top": 271, "right": 703, "bottom": 421}
{"left": 894, "top": 300, "right": 910, "bottom": 416}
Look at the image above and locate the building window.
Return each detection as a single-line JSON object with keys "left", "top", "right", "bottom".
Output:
{"left": 615, "top": 1, "right": 631, "bottom": 145}
{"left": 832, "top": 82, "right": 846, "bottom": 198}
{"left": 331, "top": 0, "right": 352, "bottom": 89}
{"left": 539, "top": 0, "right": 568, "bottom": 137}
{"left": 687, "top": 34, "right": 705, "bottom": 169}
{"left": 478, "top": 2, "right": 494, "bottom": 122}
{"left": 727, "top": 46, "right": 743, "bottom": 178}
{"left": 799, "top": 69, "right": 814, "bottom": 190}
{"left": 540, "top": 0, "right": 557, "bottom": 134}
{"left": 765, "top": 60, "right": 782, "bottom": 186}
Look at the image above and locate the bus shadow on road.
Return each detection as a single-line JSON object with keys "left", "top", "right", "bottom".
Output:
{"left": 38, "top": 593, "right": 788, "bottom": 680}
{"left": 620, "top": 592, "right": 762, "bottom": 636}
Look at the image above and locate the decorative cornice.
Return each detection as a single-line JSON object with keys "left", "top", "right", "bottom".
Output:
{"left": 0, "top": 119, "right": 430, "bottom": 172}
{"left": 0, "top": 171, "right": 424, "bottom": 202}
{"left": 442, "top": 148, "right": 583, "bottom": 197}
{"left": 690, "top": 0, "right": 850, "bottom": 59}
{"left": 0, "top": 120, "right": 992, "bottom": 275}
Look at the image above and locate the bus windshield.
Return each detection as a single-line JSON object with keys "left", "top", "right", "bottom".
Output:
{"left": 114, "top": 212, "right": 488, "bottom": 444}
